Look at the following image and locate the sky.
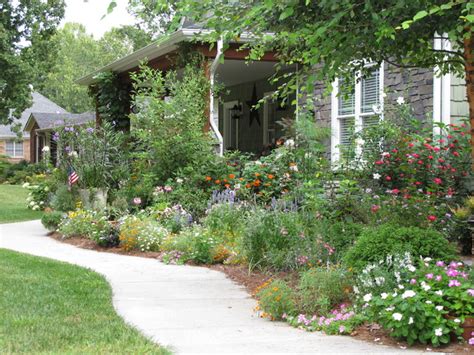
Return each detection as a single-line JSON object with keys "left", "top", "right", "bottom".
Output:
{"left": 61, "top": 0, "right": 136, "bottom": 38}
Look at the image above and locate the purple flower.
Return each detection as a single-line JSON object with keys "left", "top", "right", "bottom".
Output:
{"left": 436, "top": 261, "right": 445, "bottom": 267}
{"left": 52, "top": 132, "right": 60, "bottom": 141}
{"left": 86, "top": 127, "right": 94, "bottom": 133}
{"left": 65, "top": 146, "right": 71, "bottom": 153}
{"left": 426, "top": 273, "right": 434, "bottom": 280}
{"left": 469, "top": 337, "right": 474, "bottom": 345}
{"left": 410, "top": 279, "right": 417, "bottom": 285}
{"left": 448, "top": 280, "right": 461, "bottom": 287}
{"left": 435, "top": 275, "right": 442, "bottom": 282}
{"left": 339, "top": 325, "right": 346, "bottom": 333}
{"left": 446, "top": 269, "right": 459, "bottom": 277}
{"left": 449, "top": 261, "right": 459, "bottom": 269}
{"left": 468, "top": 289, "right": 474, "bottom": 296}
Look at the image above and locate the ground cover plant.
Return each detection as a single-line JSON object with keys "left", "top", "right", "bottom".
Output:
{"left": 0, "top": 249, "right": 169, "bottom": 354}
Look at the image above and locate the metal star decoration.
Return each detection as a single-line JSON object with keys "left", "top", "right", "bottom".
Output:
{"left": 246, "top": 84, "right": 261, "bottom": 127}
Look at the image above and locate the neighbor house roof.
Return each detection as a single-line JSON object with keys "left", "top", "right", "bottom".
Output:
{"left": 24, "top": 112, "right": 95, "bottom": 133}
{"left": 0, "top": 92, "right": 68, "bottom": 139}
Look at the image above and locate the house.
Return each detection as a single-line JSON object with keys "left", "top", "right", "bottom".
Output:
{"left": 0, "top": 92, "right": 67, "bottom": 163}
{"left": 77, "top": 22, "right": 469, "bottom": 161}
{"left": 23, "top": 112, "right": 95, "bottom": 165}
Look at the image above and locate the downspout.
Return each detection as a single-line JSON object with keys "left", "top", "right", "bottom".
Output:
{"left": 209, "top": 39, "right": 224, "bottom": 156}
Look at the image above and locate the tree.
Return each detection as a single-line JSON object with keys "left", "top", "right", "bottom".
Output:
{"left": 117, "top": 0, "right": 473, "bottom": 163}
{"left": 0, "top": 0, "right": 65, "bottom": 123}
{"left": 34, "top": 23, "right": 150, "bottom": 113}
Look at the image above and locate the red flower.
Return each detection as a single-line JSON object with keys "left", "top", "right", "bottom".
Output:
{"left": 415, "top": 181, "right": 422, "bottom": 186}
{"left": 427, "top": 215, "right": 437, "bottom": 222}
{"left": 438, "top": 158, "right": 445, "bottom": 163}
{"left": 385, "top": 176, "right": 392, "bottom": 181}
{"left": 417, "top": 160, "right": 423, "bottom": 165}
{"left": 428, "top": 155, "right": 433, "bottom": 160}
{"left": 408, "top": 143, "right": 414, "bottom": 148}
{"left": 371, "top": 205, "right": 380, "bottom": 213}
{"left": 453, "top": 151, "right": 460, "bottom": 157}
{"left": 433, "top": 178, "right": 442, "bottom": 185}
{"left": 375, "top": 160, "right": 383, "bottom": 165}
{"left": 391, "top": 188, "right": 400, "bottom": 194}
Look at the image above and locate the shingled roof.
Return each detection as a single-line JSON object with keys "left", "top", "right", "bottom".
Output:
{"left": 0, "top": 92, "right": 68, "bottom": 138}
{"left": 24, "top": 112, "right": 95, "bottom": 132}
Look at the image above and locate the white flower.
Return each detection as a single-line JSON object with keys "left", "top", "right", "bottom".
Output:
{"left": 29, "top": 201, "right": 35, "bottom": 206}
{"left": 380, "top": 292, "right": 388, "bottom": 299}
{"left": 396, "top": 96, "right": 405, "bottom": 105}
{"left": 44, "top": 186, "right": 49, "bottom": 192}
{"left": 289, "top": 164, "right": 298, "bottom": 172}
{"left": 392, "top": 292, "right": 398, "bottom": 297}
{"left": 22, "top": 182, "right": 30, "bottom": 188}
{"left": 454, "top": 318, "right": 461, "bottom": 323}
{"left": 435, "top": 290, "right": 443, "bottom": 296}
{"left": 392, "top": 313, "right": 403, "bottom": 321}
{"left": 382, "top": 92, "right": 387, "bottom": 98}
{"left": 176, "top": 178, "right": 183, "bottom": 184}
{"left": 68, "top": 151, "right": 78, "bottom": 158}
{"left": 42, "top": 146, "right": 50, "bottom": 152}
{"left": 373, "top": 173, "right": 381, "bottom": 180}
{"left": 398, "top": 285, "right": 405, "bottom": 290}
{"left": 353, "top": 286, "right": 359, "bottom": 294}
{"left": 386, "top": 306, "right": 395, "bottom": 312}
{"left": 408, "top": 265, "right": 416, "bottom": 272}
{"left": 284, "top": 139, "right": 295, "bottom": 148}
{"left": 435, "top": 306, "right": 443, "bottom": 311}
{"left": 422, "top": 284, "right": 431, "bottom": 291}
{"left": 375, "top": 277, "right": 385, "bottom": 286}
{"left": 255, "top": 160, "right": 263, "bottom": 166}
{"left": 408, "top": 317, "right": 414, "bottom": 325}
{"left": 426, "top": 300, "right": 433, "bottom": 304}
{"left": 424, "top": 257, "right": 432, "bottom": 262}
{"left": 402, "top": 290, "right": 416, "bottom": 299}
{"left": 363, "top": 293, "right": 372, "bottom": 302}
{"left": 434, "top": 328, "right": 443, "bottom": 337}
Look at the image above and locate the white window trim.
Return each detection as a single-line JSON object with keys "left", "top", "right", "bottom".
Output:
{"left": 6, "top": 140, "right": 24, "bottom": 158}
{"left": 433, "top": 35, "right": 451, "bottom": 136}
{"left": 331, "top": 62, "right": 384, "bottom": 164}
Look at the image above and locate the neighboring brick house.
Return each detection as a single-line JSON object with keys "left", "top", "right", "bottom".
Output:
{"left": 0, "top": 92, "right": 67, "bottom": 163}
{"left": 78, "top": 23, "right": 469, "bottom": 159}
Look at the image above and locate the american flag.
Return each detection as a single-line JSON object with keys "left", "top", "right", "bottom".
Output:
{"left": 68, "top": 166, "right": 79, "bottom": 186}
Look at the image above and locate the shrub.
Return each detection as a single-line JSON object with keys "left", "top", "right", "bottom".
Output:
{"left": 41, "top": 211, "right": 64, "bottom": 232}
{"left": 343, "top": 224, "right": 456, "bottom": 271}
{"left": 298, "top": 267, "right": 352, "bottom": 315}
{"left": 90, "top": 223, "right": 120, "bottom": 248}
{"left": 51, "top": 184, "right": 77, "bottom": 212}
{"left": 257, "top": 279, "right": 296, "bottom": 320}
{"left": 203, "top": 202, "right": 247, "bottom": 244}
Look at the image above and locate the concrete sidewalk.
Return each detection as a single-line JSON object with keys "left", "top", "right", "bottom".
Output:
{"left": 0, "top": 220, "right": 420, "bottom": 354}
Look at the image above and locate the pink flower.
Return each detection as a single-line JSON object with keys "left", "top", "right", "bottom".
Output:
{"left": 133, "top": 197, "right": 142, "bottom": 205}
{"left": 448, "top": 280, "right": 461, "bottom": 287}
{"left": 427, "top": 215, "right": 437, "bottom": 222}
{"left": 371, "top": 205, "right": 380, "bottom": 213}
{"left": 449, "top": 261, "right": 459, "bottom": 269}
{"left": 410, "top": 279, "right": 417, "bottom": 284}
{"left": 469, "top": 337, "right": 474, "bottom": 345}
{"left": 435, "top": 275, "right": 442, "bottom": 282}
{"left": 425, "top": 274, "right": 434, "bottom": 280}
{"left": 436, "top": 261, "right": 445, "bottom": 267}
{"left": 391, "top": 188, "right": 400, "bottom": 194}
{"left": 446, "top": 269, "right": 459, "bottom": 277}
{"left": 385, "top": 176, "right": 392, "bottom": 181}
{"left": 339, "top": 325, "right": 346, "bottom": 333}
{"left": 467, "top": 289, "right": 474, "bottom": 296}
{"left": 433, "top": 178, "right": 442, "bottom": 185}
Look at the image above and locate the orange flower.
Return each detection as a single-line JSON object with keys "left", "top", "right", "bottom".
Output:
{"left": 223, "top": 178, "right": 228, "bottom": 183}
{"left": 267, "top": 174, "right": 274, "bottom": 179}
{"left": 205, "top": 176, "right": 212, "bottom": 181}
{"left": 225, "top": 184, "right": 230, "bottom": 188}
{"left": 215, "top": 179, "right": 221, "bottom": 184}
{"left": 245, "top": 183, "right": 251, "bottom": 188}
{"left": 253, "top": 179, "right": 261, "bottom": 187}
{"left": 229, "top": 174, "right": 235, "bottom": 179}
{"left": 239, "top": 177, "right": 244, "bottom": 181}
{"left": 255, "top": 172, "right": 261, "bottom": 177}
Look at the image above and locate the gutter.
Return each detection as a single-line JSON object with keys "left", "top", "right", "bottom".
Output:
{"left": 209, "top": 38, "right": 224, "bottom": 156}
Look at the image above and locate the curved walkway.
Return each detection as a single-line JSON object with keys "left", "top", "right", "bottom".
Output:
{"left": 0, "top": 220, "right": 420, "bottom": 354}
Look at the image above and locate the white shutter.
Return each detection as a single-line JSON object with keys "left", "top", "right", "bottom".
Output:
{"left": 361, "top": 69, "right": 379, "bottom": 113}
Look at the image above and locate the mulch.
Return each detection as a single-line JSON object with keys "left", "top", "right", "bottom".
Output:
{"left": 48, "top": 232, "right": 472, "bottom": 353}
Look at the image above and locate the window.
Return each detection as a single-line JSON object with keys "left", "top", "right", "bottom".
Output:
{"left": 331, "top": 64, "right": 384, "bottom": 163}
{"left": 5, "top": 140, "right": 24, "bottom": 158}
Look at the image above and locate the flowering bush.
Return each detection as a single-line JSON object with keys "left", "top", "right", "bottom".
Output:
{"left": 362, "top": 258, "right": 474, "bottom": 346}
{"left": 118, "top": 215, "right": 168, "bottom": 252}
{"left": 41, "top": 211, "right": 65, "bottom": 231}
{"left": 58, "top": 209, "right": 99, "bottom": 238}
{"left": 24, "top": 181, "right": 50, "bottom": 211}
{"left": 256, "top": 279, "right": 296, "bottom": 320}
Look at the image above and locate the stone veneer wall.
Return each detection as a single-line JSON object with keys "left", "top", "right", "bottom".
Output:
{"left": 312, "top": 63, "right": 435, "bottom": 156}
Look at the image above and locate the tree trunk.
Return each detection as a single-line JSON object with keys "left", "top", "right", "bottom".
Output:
{"left": 464, "top": 33, "right": 474, "bottom": 170}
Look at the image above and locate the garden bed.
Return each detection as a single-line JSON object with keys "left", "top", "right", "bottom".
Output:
{"left": 47, "top": 232, "right": 472, "bottom": 353}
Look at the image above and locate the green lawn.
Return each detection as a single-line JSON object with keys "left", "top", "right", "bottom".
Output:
{"left": 0, "top": 249, "right": 170, "bottom": 354}
{"left": 0, "top": 184, "right": 43, "bottom": 223}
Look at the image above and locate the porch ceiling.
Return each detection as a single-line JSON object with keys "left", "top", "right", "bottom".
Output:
{"left": 215, "top": 60, "right": 295, "bottom": 87}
